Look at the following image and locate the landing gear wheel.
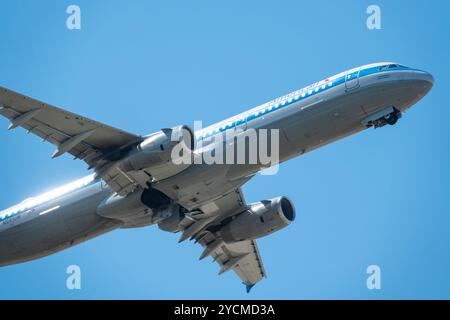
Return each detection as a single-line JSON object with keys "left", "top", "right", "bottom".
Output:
{"left": 384, "top": 113, "right": 398, "bottom": 125}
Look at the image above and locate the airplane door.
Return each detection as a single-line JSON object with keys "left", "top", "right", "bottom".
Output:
{"left": 345, "top": 68, "right": 360, "bottom": 91}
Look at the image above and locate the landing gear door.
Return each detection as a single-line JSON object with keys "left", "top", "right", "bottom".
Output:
{"left": 345, "top": 68, "right": 361, "bottom": 91}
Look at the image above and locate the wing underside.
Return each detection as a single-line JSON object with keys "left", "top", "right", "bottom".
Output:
{"left": 0, "top": 86, "right": 268, "bottom": 289}
{"left": 0, "top": 86, "right": 147, "bottom": 194}
{"left": 197, "top": 232, "right": 266, "bottom": 291}
{"left": 178, "top": 188, "right": 266, "bottom": 290}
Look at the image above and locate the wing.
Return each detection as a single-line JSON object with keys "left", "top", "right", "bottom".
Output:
{"left": 0, "top": 86, "right": 147, "bottom": 194}
{"left": 198, "top": 234, "right": 266, "bottom": 292}
{"left": 178, "top": 188, "right": 266, "bottom": 291}
{"left": 0, "top": 87, "right": 267, "bottom": 289}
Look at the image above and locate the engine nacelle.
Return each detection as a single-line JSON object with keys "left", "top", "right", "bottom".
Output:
{"left": 220, "top": 196, "right": 295, "bottom": 243}
{"left": 157, "top": 207, "right": 185, "bottom": 233}
{"left": 97, "top": 187, "right": 183, "bottom": 228}
{"left": 97, "top": 189, "right": 152, "bottom": 226}
{"left": 119, "top": 125, "right": 194, "bottom": 181}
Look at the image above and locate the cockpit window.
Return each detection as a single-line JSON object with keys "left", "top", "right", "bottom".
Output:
{"left": 379, "top": 64, "right": 404, "bottom": 71}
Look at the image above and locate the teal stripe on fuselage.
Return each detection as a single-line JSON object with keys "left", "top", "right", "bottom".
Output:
{"left": 0, "top": 65, "right": 417, "bottom": 224}
{"left": 196, "top": 65, "right": 414, "bottom": 141}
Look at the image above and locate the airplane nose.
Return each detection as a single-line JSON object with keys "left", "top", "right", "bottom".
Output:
{"left": 418, "top": 70, "right": 434, "bottom": 86}
{"left": 423, "top": 72, "right": 434, "bottom": 87}
{"left": 413, "top": 70, "right": 434, "bottom": 96}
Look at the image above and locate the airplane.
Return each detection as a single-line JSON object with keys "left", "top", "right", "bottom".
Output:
{"left": 0, "top": 62, "right": 433, "bottom": 292}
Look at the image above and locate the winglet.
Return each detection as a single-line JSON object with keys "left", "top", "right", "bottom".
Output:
{"left": 244, "top": 283, "right": 255, "bottom": 293}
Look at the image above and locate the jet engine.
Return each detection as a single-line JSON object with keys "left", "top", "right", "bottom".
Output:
{"left": 220, "top": 196, "right": 295, "bottom": 243}
{"left": 119, "top": 125, "right": 195, "bottom": 181}
{"left": 97, "top": 187, "right": 184, "bottom": 228}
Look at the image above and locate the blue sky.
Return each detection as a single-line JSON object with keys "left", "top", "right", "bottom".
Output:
{"left": 0, "top": 0, "right": 449, "bottom": 299}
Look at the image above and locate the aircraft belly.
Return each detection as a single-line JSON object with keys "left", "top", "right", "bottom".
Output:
{"left": 0, "top": 183, "right": 120, "bottom": 267}
{"left": 280, "top": 98, "right": 342, "bottom": 156}
{"left": 1, "top": 211, "right": 69, "bottom": 257}
{"left": 279, "top": 80, "right": 413, "bottom": 157}
{"left": 153, "top": 77, "right": 429, "bottom": 212}
{"left": 153, "top": 163, "right": 252, "bottom": 211}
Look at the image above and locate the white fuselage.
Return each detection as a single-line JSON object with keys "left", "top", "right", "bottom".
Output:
{"left": 0, "top": 62, "right": 434, "bottom": 266}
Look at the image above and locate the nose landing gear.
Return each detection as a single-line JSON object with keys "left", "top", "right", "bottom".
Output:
{"left": 383, "top": 112, "right": 399, "bottom": 126}
{"left": 362, "top": 107, "right": 402, "bottom": 128}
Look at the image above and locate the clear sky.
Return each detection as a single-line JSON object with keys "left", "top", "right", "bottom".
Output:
{"left": 0, "top": 0, "right": 449, "bottom": 299}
